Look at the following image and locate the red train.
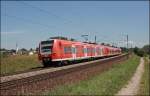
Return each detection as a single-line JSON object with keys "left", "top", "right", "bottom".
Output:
{"left": 38, "top": 39, "right": 121, "bottom": 67}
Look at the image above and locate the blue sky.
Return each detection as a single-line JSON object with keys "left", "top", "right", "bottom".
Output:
{"left": 1, "top": 1, "right": 149, "bottom": 49}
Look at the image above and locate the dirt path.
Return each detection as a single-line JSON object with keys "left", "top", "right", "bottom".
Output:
{"left": 116, "top": 58, "right": 144, "bottom": 95}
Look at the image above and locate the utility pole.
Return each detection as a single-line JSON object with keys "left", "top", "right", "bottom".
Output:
{"left": 127, "top": 35, "right": 128, "bottom": 50}
{"left": 16, "top": 43, "right": 18, "bottom": 54}
{"left": 126, "top": 34, "right": 129, "bottom": 58}
{"left": 95, "top": 35, "right": 97, "bottom": 43}
{"left": 123, "top": 34, "right": 129, "bottom": 51}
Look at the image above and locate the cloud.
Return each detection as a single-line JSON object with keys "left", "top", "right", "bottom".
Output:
{"left": 1, "top": 31, "right": 24, "bottom": 35}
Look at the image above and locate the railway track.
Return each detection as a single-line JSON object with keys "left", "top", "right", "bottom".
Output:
{"left": 0, "top": 54, "right": 128, "bottom": 95}
{"left": 0, "top": 67, "right": 50, "bottom": 77}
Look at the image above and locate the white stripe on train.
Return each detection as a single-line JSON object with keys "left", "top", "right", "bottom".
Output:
{"left": 52, "top": 53, "right": 120, "bottom": 61}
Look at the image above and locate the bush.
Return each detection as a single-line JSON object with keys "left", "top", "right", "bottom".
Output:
{"left": 133, "top": 47, "right": 145, "bottom": 57}
{"left": 136, "top": 50, "right": 144, "bottom": 57}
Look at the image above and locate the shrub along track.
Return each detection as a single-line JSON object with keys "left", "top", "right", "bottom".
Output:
{"left": 0, "top": 54, "right": 128, "bottom": 95}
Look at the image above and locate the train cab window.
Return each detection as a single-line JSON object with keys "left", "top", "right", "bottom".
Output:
{"left": 41, "top": 46, "right": 52, "bottom": 53}
{"left": 40, "top": 40, "right": 54, "bottom": 53}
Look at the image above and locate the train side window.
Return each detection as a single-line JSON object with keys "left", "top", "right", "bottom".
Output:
{"left": 92, "top": 48, "right": 94, "bottom": 53}
{"left": 93, "top": 48, "right": 96, "bottom": 53}
{"left": 96, "top": 48, "right": 100, "bottom": 55}
{"left": 90, "top": 48, "right": 92, "bottom": 53}
{"left": 87, "top": 48, "right": 90, "bottom": 53}
{"left": 84, "top": 48, "right": 87, "bottom": 53}
{"left": 64, "top": 47, "right": 67, "bottom": 53}
{"left": 64, "top": 46, "right": 72, "bottom": 54}
{"left": 82, "top": 47, "right": 84, "bottom": 53}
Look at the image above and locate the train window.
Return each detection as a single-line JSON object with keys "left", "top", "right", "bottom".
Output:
{"left": 41, "top": 40, "right": 54, "bottom": 45}
{"left": 83, "top": 48, "right": 87, "bottom": 53}
{"left": 96, "top": 48, "right": 100, "bottom": 55}
{"left": 64, "top": 46, "right": 72, "bottom": 54}
{"left": 41, "top": 46, "right": 52, "bottom": 53}
{"left": 87, "top": 48, "right": 90, "bottom": 53}
{"left": 91, "top": 48, "right": 93, "bottom": 53}
{"left": 93, "top": 48, "right": 96, "bottom": 53}
{"left": 92, "top": 48, "right": 94, "bottom": 53}
{"left": 82, "top": 47, "right": 84, "bottom": 53}
{"left": 96, "top": 48, "right": 99, "bottom": 53}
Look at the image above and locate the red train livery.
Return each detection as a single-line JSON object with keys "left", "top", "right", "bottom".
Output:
{"left": 38, "top": 39, "right": 121, "bottom": 67}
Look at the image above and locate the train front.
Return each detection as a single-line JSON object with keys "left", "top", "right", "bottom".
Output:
{"left": 38, "top": 40, "right": 54, "bottom": 67}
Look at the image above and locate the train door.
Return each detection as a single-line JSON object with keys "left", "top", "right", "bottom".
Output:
{"left": 101, "top": 47, "right": 103, "bottom": 56}
{"left": 72, "top": 45, "right": 76, "bottom": 60}
{"left": 84, "top": 46, "right": 87, "bottom": 57}
{"left": 95, "top": 47, "right": 97, "bottom": 57}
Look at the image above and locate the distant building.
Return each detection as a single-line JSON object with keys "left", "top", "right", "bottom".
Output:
{"left": 0, "top": 49, "right": 16, "bottom": 57}
{"left": 29, "top": 51, "right": 34, "bottom": 55}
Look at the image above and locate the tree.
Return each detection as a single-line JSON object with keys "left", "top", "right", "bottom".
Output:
{"left": 20, "top": 48, "right": 27, "bottom": 52}
{"left": 133, "top": 47, "right": 139, "bottom": 54}
{"left": 133, "top": 46, "right": 145, "bottom": 57}
{"left": 137, "top": 50, "right": 144, "bottom": 57}
{"left": 70, "top": 38, "right": 76, "bottom": 41}
{"left": 20, "top": 48, "right": 28, "bottom": 55}
{"left": 30, "top": 48, "right": 33, "bottom": 51}
{"left": 120, "top": 47, "right": 128, "bottom": 53}
{"left": 36, "top": 47, "right": 39, "bottom": 52}
{"left": 101, "top": 43, "right": 105, "bottom": 45}
{"left": 10, "top": 49, "right": 16, "bottom": 53}
{"left": 0, "top": 48, "right": 7, "bottom": 51}
{"left": 141, "top": 44, "right": 150, "bottom": 55}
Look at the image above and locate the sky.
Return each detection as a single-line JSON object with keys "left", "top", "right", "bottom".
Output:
{"left": 1, "top": 1, "right": 149, "bottom": 50}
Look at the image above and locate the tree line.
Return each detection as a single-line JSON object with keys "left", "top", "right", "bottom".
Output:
{"left": 133, "top": 44, "right": 149, "bottom": 57}
{"left": 121, "top": 44, "right": 149, "bottom": 57}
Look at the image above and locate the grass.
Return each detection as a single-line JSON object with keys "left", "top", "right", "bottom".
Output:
{"left": 0, "top": 54, "right": 42, "bottom": 75}
{"left": 138, "top": 56, "right": 150, "bottom": 95}
{"left": 44, "top": 55, "right": 140, "bottom": 95}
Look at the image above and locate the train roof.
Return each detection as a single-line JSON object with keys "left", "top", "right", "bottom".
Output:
{"left": 43, "top": 39, "right": 121, "bottom": 49}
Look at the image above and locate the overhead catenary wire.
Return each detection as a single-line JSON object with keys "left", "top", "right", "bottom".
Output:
{"left": 19, "top": 1, "right": 84, "bottom": 38}
{"left": 20, "top": 2, "right": 91, "bottom": 41}
{"left": 3, "top": 2, "right": 121, "bottom": 45}
{"left": 20, "top": 1, "right": 118, "bottom": 43}
{"left": 2, "top": 13, "right": 56, "bottom": 30}
{"left": 1, "top": 13, "right": 57, "bottom": 38}
{"left": 20, "top": 1, "right": 73, "bottom": 25}
{"left": 19, "top": 1, "right": 97, "bottom": 37}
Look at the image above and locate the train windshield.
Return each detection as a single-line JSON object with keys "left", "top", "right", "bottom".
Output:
{"left": 41, "top": 46, "right": 52, "bottom": 53}
{"left": 41, "top": 40, "right": 53, "bottom": 45}
{"left": 40, "top": 40, "right": 54, "bottom": 54}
